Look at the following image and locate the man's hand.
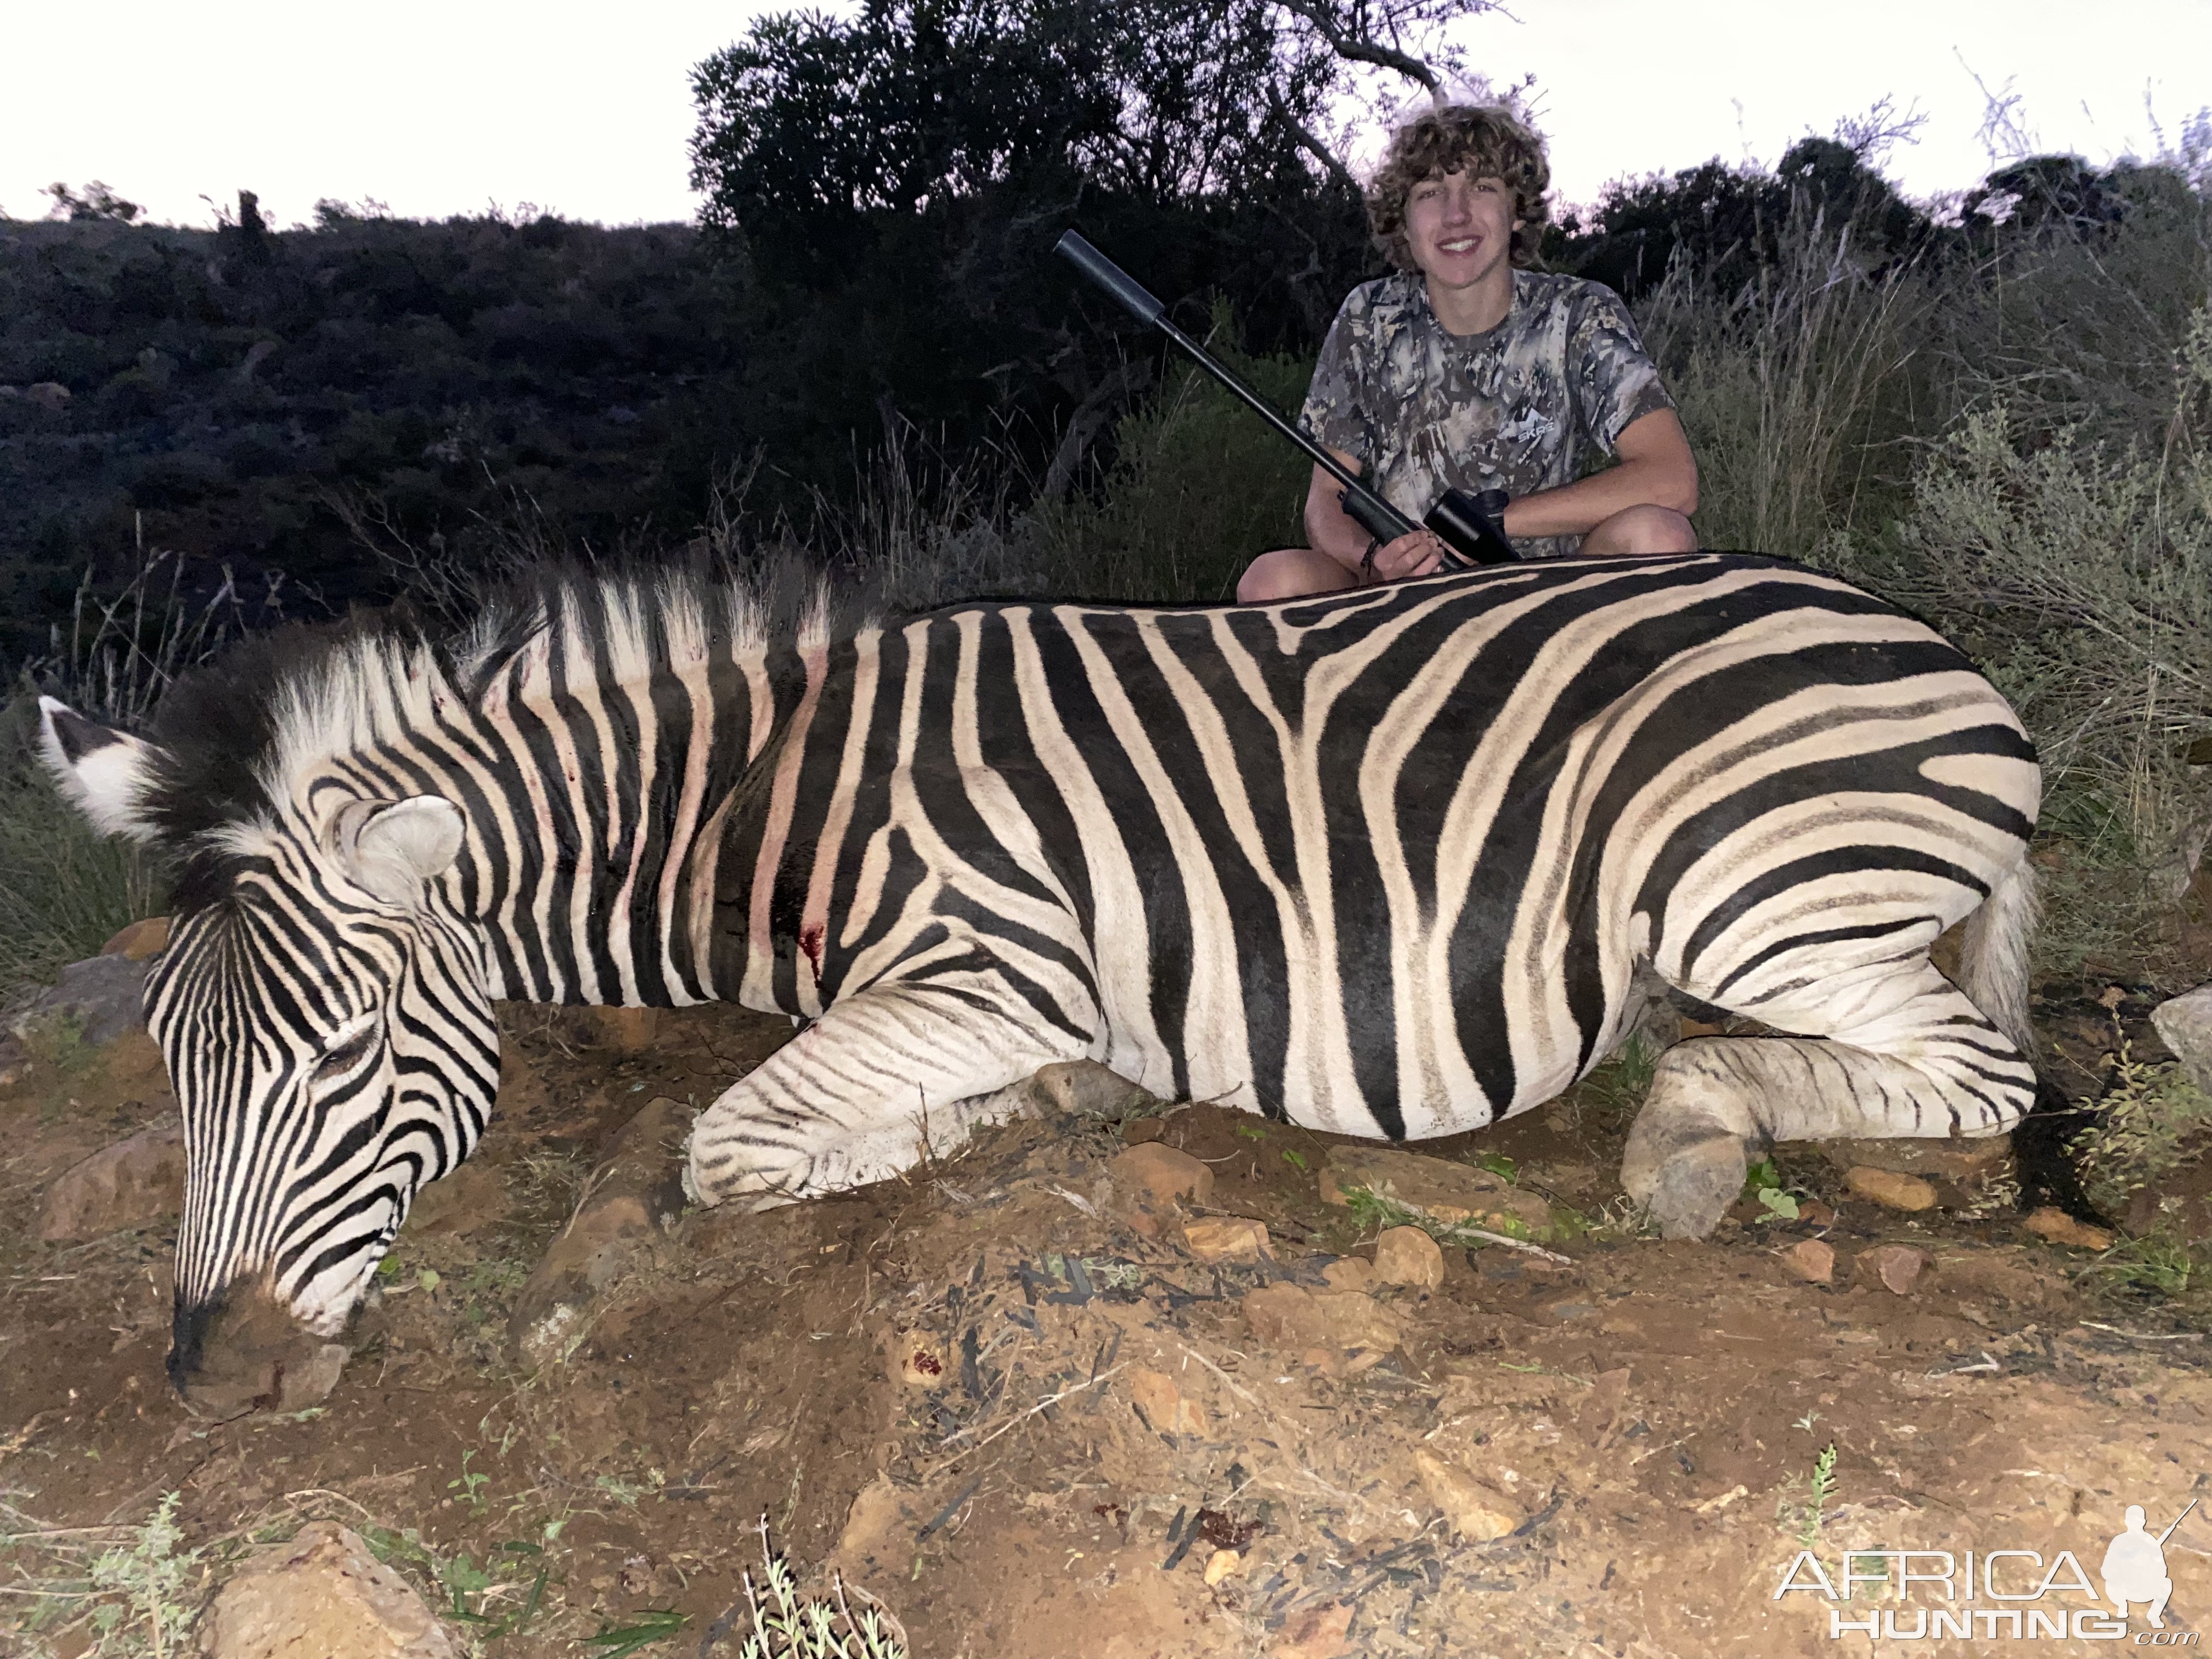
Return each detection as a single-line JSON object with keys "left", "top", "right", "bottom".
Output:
{"left": 1364, "top": 529, "right": 1448, "bottom": 583}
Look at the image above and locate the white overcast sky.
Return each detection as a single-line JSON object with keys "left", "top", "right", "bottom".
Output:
{"left": 2, "top": 1, "right": 2207, "bottom": 229}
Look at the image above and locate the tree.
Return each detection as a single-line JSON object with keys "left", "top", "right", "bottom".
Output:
{"left": 43, "top": 180, "right": 143, "bottom": 223}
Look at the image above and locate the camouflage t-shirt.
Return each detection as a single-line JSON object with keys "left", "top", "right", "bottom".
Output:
{"left": 1300, "top": 269, "right": 1675, "bottom": 559}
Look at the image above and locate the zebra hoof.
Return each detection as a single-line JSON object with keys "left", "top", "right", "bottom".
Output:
{"left": 1621, "top": 1133, "right": 1748, "bottom": 1241}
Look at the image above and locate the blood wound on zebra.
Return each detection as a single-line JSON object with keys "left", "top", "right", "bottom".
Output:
{"left": 30, "top": 555, "right": 2098, "bottom": 1410}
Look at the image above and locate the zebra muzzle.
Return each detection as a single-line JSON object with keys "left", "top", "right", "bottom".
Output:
{"left": 168, "top": 1279, "right": 353, "bottom": 1419}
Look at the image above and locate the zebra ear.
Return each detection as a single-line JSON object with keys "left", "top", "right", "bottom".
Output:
{"left": 37, "top": 697, "right": 168, "bottom": 844}
{"left": 334, "top": 796, "right": 466, "bottom": 906}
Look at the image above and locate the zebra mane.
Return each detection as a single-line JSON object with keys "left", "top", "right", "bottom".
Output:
{"left": 139, "top": 560, "right": 860, "bottom": 911}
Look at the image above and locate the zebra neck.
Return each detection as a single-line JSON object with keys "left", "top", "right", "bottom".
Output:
{"left": 453, "top": 641, "right": 811, "bottom": 1009}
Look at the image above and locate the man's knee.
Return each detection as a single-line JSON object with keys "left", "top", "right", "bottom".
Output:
{"left": 1584, "top": 504, "right": 1698, "bottom": 556}
{"left": 1238, "top": 548, "right": 1357, "bottom": 603}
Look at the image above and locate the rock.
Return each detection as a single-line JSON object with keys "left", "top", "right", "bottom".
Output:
{"left": 1318, "top": 1146, "right": 1552, "bottom": 1237}
{"left": 1843, "top": 1166, "right": 1939, "bottom": 1211}
{"left": 199, "top": 1520, "right": 458, "bottom": 1658}
{"left": 507, "top": 1098, "right": 689, "bottom": 1368}
{"left": 1272, "top": 1600, "right": 1355, "bottom": 1659}
{"left": 1820, "top": 1136, "right": 2010, "bottom": 1184}
{"left": 1127, "top": 1366, "right": 1207, "bottom": 1435}
{"left": 831, "top": 1476, "right": 913, "bottom": 1573}
{"left": 24, "top": 381, "right": 72, "bottom": 411}
{"left": 1181, "top": 1215, "right": 1270, "bottom": 1265}
{"left": 1784, "top": 1239, "right": 1836, "bottom": 1284}
{"left": 2024, "top": 1207, "right": 2115, "bottom": 1251}
{"left": 1798, "top": 1197, "right": 1837, "bottom": 1227}
{"left": 1372, "top": 1224, "right": 1444, "bottom": 1289}
{"left": 1204, "top": 1548, "right": 1243, "bottom": 1585}
{"left": 894, "top": 1332, "right": 950, "bottom": 1388}
{"left": 1109, "top": 1142, "right": 1213, "bottom": 1237}
{"left": 1414, "top": 1449, "right": 1520, "bottom": 1541}
{"left": 2154, "top": 984, "right": 2212, "bottom": 1097}
{"left": 1321, "top": 1256, "right": 1377, "bottom": 1293}
{"left": 1110, "top": 1142, "right": 1213, "bottom": 1206}
{"left": 101, "top": 916, "right": 171, "bottom": 960}
{"left": 8, "top": 953, "right": 148, "bottom": 1049}
{"left": 1858, "top": 1244, "right": 1926, "bottom": 1295}
{"left": 38, "top": 1118, "right": 185, "bottom": 1241}
{"left": 1242, "top": 1283, "right": 1403, "bottom": 1373}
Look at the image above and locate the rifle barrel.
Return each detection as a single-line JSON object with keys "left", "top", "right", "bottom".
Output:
{"left": 1054, "top": 230, "right": 1417, "bottom": 540}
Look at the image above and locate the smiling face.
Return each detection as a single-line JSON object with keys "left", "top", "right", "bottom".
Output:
{"left": 1403, "top": 170, "right": 1525, "bottom": 306}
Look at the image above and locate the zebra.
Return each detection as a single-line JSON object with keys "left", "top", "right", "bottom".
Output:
{"left": 40, "top": 551, "right": 2060, "bottom": 1408}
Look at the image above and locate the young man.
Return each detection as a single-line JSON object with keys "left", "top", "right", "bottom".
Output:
{"left": 1238, "top": 104, "right": 1699, "bottom": 602}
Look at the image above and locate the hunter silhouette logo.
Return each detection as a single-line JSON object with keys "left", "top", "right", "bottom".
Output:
{"left": 2103, "top": 1500, "right": 2193, "bottom": 1630}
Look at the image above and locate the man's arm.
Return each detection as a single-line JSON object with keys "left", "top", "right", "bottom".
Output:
{"left": 1303, "top": 450, "right": 1451, "bottom": 584}
{"left": 1500, "top": 408, "right": 1699, "bottom": 540}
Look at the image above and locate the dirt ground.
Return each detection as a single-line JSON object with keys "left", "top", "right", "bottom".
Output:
{"left": 4, "top": 975, "right": 2212, "bottom": 1658}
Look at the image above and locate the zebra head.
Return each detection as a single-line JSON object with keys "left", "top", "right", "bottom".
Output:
{"left": 37, "top": 695, "right": 499, "bottom": 1415}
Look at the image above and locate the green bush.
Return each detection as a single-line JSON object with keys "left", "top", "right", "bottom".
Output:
{"left": 1811, "top": 307, "right": 2212, "bottom": 969}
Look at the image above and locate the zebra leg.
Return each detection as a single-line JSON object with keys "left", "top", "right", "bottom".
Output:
{"left": 686, "top": 981, "right": 1092, "bottom": 1211}
{"left": 1618, "top": 964, "right": 2036, "bottom": 1239}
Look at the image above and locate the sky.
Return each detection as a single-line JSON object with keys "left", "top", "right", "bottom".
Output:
{"left": 2, "top": 0, "right": 2207, "bottom": 229}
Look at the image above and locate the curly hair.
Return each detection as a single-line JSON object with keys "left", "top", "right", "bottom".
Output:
{"left": 1365, "top": 105, "right": 1552, "bottom": 272}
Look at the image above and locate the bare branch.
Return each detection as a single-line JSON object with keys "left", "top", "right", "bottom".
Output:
{"left": 1277, "top": 0, "right": 1440, "bottom": 94}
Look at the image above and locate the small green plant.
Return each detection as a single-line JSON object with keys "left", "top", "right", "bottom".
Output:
{"left": 2081, "top": 1228, "right": 2194, "bottom": 1299}
{"left": 1280, "top": 1148, "right": 1309, "bottom": 1173}
{"left": 1471, "top": 1152, "right": 1517, "bottom": 1183}
{"left": 85, "top": 1492, "right": 198, "bottom": 1659}
{"left": 731, "top": 1516, "right": 909, "bottom": 1659}
{"left": 2076, "top": 1030, "right": 2212, "bottom": 1214}
{"left": 1234, "top": 1122, "right": 1268, "bottom": 1142}
{"left": 447, "top": 1451, "right": 489, "bottom": 1514}
{"left": 593, "top": 1469, "right": 667, "bottom": 1508}
{"left": 1780, "top": 1443, "right": 1840, "bottom": 1548}
{"left": 588, "top": 1608, "right": 687, "bottom": 1658}
{"left": 1341, "top": 1183, "right": 1546, "bottom": 1245}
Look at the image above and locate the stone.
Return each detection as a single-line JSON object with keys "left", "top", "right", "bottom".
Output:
{"left": 1127, "top": 1366, "right": 1207, "bottom": 1435}
{"left": 1321, "top": 1256, "right": 1377, "bottom": 1293}
{"left": 1318, "top": 1146, "right": 1552, "bottom": 1236}
{"left": 101, "top": 916, "right": 171, "bottom": 960}
{"left": 199, "top": 1520, "right": 458, "bottom": 1658}
{"left": 1181, "top": 1216, "right": 1270, "bottom": 1265}
{"left": 38, "top": 1118, "right": 185, "bottom": 1242}
{"left": 1843, "top": 1166, "right": 1939, "bottom": 1212}
{"left": 2154, "top": 984, "right": 2212, "bottom": 1098}
{"left": 1242, "top": 1283, "right": 1403, "bottom": 1371}
{"left": 507, "top": 1097, "right": 690, "bottom": 1368}
{"left": 1858, "top": 1244, "right": 1926, "bottom": 1295}
{"left": 1372, "top": 1224, "right": 1444, "bottom": 1289}
{"left": 24, "top": 381, "right": 72, "bottom": 410}
{"left": 1272, "top": 1601, "right": 1355, "bottom": 1659}
{"left": 2024, "top": 1207, "right": 2115, "bottom": 1251}
{"left": 1414, "top": 1449, "right": 1520, "bottom": 1541}
{"left": 1109, "top": 1142, "right": 1214, "bottom": 1206}
{"left": 1785, "top": 1239, "right": 1836, "bottom": 1284}
{"left": 1820, "top": 1136, "right": 2011, "bottom": 1184}
{"left": 894, "top": 1332, "right": 950, "bottom": 1388}
{"left": 1204, "top": 1548, "right": 1243, "bottom": 1585}
{"left": 8, "top": 953, "right": 148, "bottom": 1049}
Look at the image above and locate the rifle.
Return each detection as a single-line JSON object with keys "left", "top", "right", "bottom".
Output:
{"left": 1054, "top": 230, "right": 1519, "bottom": 572}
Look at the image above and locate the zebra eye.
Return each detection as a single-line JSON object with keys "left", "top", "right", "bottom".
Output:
{"left": 314, "top": 1014, "right": 381, "bottom": 1079}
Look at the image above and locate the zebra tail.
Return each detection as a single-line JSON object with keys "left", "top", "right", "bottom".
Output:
{"left": 1958, "top": 855, "right": 2038, "bottom": 1060}
{"left": 1961, "top": 857, "right": 2107, "bottom": 1224}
